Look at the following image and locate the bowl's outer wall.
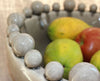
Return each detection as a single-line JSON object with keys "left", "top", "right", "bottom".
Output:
{"left": 6, "top": 38, "right": 47, "bottom": 81}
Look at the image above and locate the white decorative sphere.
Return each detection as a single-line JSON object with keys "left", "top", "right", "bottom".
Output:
{"left": 23, "top": 7, "right": 32, "bottom": 17}
{"left": 31, "top": 1, "right": 43, "bottom": 15}
{"left": 7, "top": 13, "right": 25, "bottom": 27}
{"left": 45, "top": 61, "right": 64, "bottom": 81}
{"left": 7, "top": 24, "right": 19, "bottom": 36}
{"left": 43, "top": 4, "right": 50, "bottom": 13}
{"left": 9, "top": 32, "right": 20, "bottom": 45}
{"left": 24, "top": 49, "right": 42, "bottom": 68}
{"left": 69, "top": 62, "right": 100, "bottom": 81}
{"left": 12, "top": 33, "right": 35, "bottom": 57}
{"left": 61, "top": 78, "right": 69, "bottom": 81}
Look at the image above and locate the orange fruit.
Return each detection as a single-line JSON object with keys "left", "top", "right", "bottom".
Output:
{"left": 48, "top": 17, "right": 91, "bottom": 40}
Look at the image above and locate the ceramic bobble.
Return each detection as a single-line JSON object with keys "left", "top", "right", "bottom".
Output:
{"left": 61, "top": 78, "right": 69, "bottom": 81}
{"left": 69, "top": 62, "right": 100, "bottom": 81}
{"left": 31, "top": 1, "right": 44, "bottom": 15}
{"left": 64, "top": 0, "right": 75, "bottom": 11}
{"left": 90, "top": 4, "right": 97, "bottom": 13}
{"left": 24, "top": 49, "right": 42, "bottom": 68}
{"left": 52, "top": 3, "right": 60, "bottom": 12}
{"left": 7, "top": 13, "right": 25, "bottom": 27}
{"left": 43, "top": 4, "right": 50, "bottom": 13}
{"left": 45, "top": 61, "right": 64, "bottom": 81}
{"left": 9, "top": 32, "right": 20, "bottom": 46}
{"left": 23, "top": 7, "right": 32, "bottom": 18}
{"left": 78, "top": 3, "right": 86, "bottom": 12}
{"left": 12, "top": 33, "right": 35, "bottom": 57}
{"left": 7, "top": 24, "right": 19, "bottom": 36}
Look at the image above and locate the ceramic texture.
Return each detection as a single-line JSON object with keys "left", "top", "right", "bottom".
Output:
{"left": 7, "top": 39, "right": 47, "bottom": 81}
{"left": 6, "top": 0, "right": 100, "bottom": 81}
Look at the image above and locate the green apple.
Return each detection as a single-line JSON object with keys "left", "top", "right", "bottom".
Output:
{"left": 44, "top": 39, "right": 83, "bottom": 79}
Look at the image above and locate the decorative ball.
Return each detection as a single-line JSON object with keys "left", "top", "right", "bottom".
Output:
{"left": 7, "top": 13, "right": 25, "bottom": 27}
{"left": 64, "top": 0, "right": 75, "bottom": 11}
{"left": 23, "top": 7, "right": 32, "bottom": 18}
{"left": 45, "top": 61, "right": 64, "bottom": 81}
{"left": 90, "top": 4, "right": 97, "bottom": 13}
{"left": 61, "top": 78, "right": 69, "bottom": 81}
{"left": 31, "top": 1, "right": 44, "bottom": 15}
{"left": 24, "top": 50, "right": 42, "bottom": 68}
{"left": 69, "top": 62, "right": 100, "bottom": 81}
{"left": 78, "top": 3, "right": 86, "bottom": 11}
{"left": 7, "top": 24, "right": 19, "bottom": 36}
{"left": 9, "top": 32, "right": 20, "bottom": 46}
{"left": 12, "top": 33, "right": 35, "bottom": 57}
{"left": 52, "top": 3, "right": 60, "bottom": 11}
{"left": 43, "top": 4, "right": 50, "bottom": 13}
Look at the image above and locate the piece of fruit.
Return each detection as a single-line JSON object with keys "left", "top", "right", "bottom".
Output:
{"left": 90, "top": 50, "right": 100, "bottom": 71}
{"left": 75, "top": 27, "right": 100, "bottom": 62}
{"left": 44, "top": 39, "right": 83, "bottom": 79}
{"left": 69, "top": 62, "right": 100, "bottom": 81}
{"left": 48, "top": 17, "right": 90, "bottom": 40}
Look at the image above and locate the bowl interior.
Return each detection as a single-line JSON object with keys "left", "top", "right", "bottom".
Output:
{"left": 23, "top": 11, "right": 100, "bottom": 55}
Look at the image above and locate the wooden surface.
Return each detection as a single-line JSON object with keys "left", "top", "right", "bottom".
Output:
{"left": 0, "top": 0, "right": 100, "bottom": 81}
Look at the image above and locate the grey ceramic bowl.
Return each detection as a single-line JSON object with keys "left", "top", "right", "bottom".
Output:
{"left": 6, "top": 0, "right": 100, "bottom": 81}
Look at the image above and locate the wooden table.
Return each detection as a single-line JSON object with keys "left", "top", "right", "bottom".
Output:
{"left": 0, "top": 0, "right": 100, "bottom": 81}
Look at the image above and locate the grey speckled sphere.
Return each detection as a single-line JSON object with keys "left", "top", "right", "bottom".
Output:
{"left": 7, "top": 24, "right": 19, "bottom": 36}
{"left": 90, "top": 4, "right": 97, "bottom": 13}
{"left": 9, "top": 32, "right": 20, "bottom": 46}
{"left": 7, "top": 13, "right": 25, "bottom": 27}
{"left": 31, "top": 1, "right": 44, "bottom": 15}
{"left": 64, "top": 0, "right": 75, "bottom": 11}
{"left": 12, "top": 33, "right": 35, "bottom": 57}
{"left": 69, "top": 62, "right": 100, "bottom": 81}
{"left": 43, "top": 4, "right": 50, "bottom": 13}
{"left": 24, "top": 49, "right": 42, "bottom": 68}
{"left": 78, "top": 3, "right": 86, "bottom": 11}
{"left": 23, "top": 7, "right": 32, "bottom": 18}
{"left": 61, "top": 78, "right": 69, "bottom": 81}
{"left": 45, "top": 61, "right": 64, "bottom": 81}
{"left": 52, "top": 3, "right": 60, "bottom": 11}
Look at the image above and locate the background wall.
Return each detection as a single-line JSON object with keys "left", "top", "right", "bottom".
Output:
{"left": 0, "top": 0, "right": 100, "bottom": 81}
